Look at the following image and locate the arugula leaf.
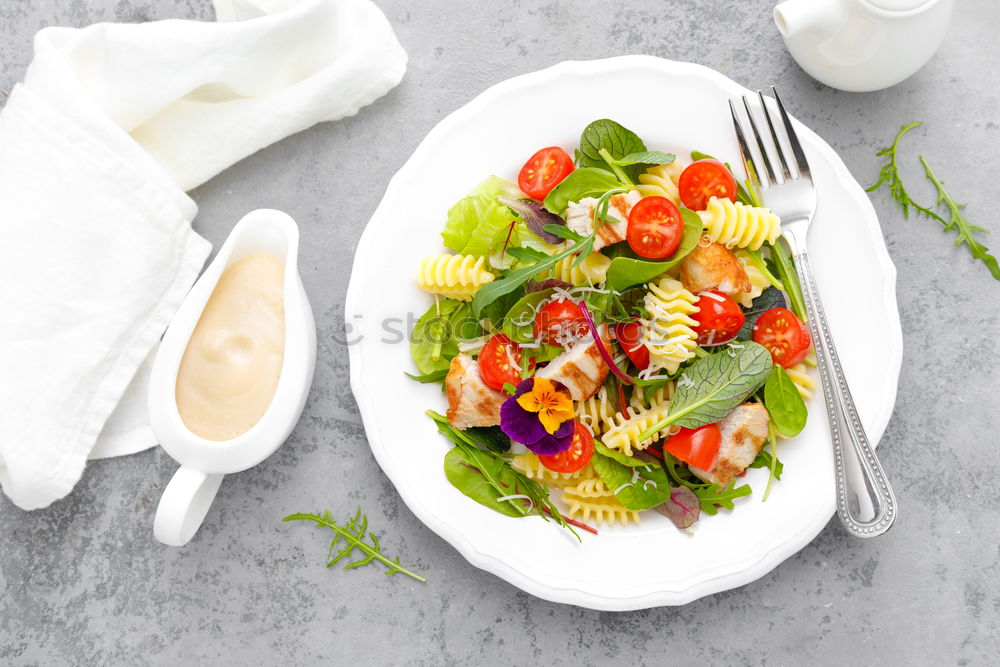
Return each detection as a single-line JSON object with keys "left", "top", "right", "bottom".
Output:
{"left": 693, "top": 483, "right": 753, "bottom": 515}
{"left": 749, "top": 448, "right": 784, "bottom": 480}
{"left": 501, "top": 288, "right": 553, "bottom": 342}
{"left": 507, "top": 247, "right": 550, "bottom": 263}
{"left": 577, "top": 119, "right": 648, "bottom": 183}
{"left": 594, "top": 441, "right": 653, "bottom": 467}
{"left": 735, "top": 286, "right": 786, "bottom": 341}
{"left": 604, "top": 208, "right": 703, "bottom": 292}
{"left": 410, "top": 299, "right": 481, "bottom": 374}
{"left": 763, "top": 365, "right": 807, "bottom": 437}
{"left": 865, "top": 122, "right": 922, "bottom": 216}
{"left": 770, "top": 240, "right": 807, "bottom": 322}
{"left": 404, "top": 369, "right": 449, "bottom": 384}
{"left": 637, "top": 344, "right": 772, "bottom": 441}
{"left": 471, "top": 233, "right": 594, "bottom": 317}
{"left": 542, "top": 167, "right": 624, "bottom": 216}
{"left": 591, "top": 445, "right": 672, "bottom": 510}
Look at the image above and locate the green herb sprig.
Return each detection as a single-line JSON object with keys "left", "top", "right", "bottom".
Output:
{"left": 867, "top": 122, "right": 999, "bottom": 280}
{"left": 284, "top": 507, "right": 427, "bottom": 582}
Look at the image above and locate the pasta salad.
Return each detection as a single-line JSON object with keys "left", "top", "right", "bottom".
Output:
{"left": 410, "top": 119, "right": 814, "bottom": 536}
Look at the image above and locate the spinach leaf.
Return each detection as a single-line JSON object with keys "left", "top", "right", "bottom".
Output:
{"left": 694, "top": 483, "right": 753, "bottom": 515}
{"left": 763, "top": 365, "right": 807, "bottom": 437}
{"left": 501, "top": 289, "right": 553, "bottom": 342}
{"left": 749, "top": 448, "right": 784, "bottom": 480}
{"left": 542, "top": 167, "right": 624, "bottom": 216}
{"left": 404, "top": 369, "right": 449, "bottom": 384}
{"left": 462, "top": 426, "right": 511, "bottom": 453}
{"left": 471, "top": 234, "right": 593, "bottom": 317}
{"left": 410, "top": 300, "right": 480, "bottom": 374}
{"left": 444, "top": 447, "right": 527, "bottom": 518}
{"left": 591, "top": 445, "right": 672, "bottom": 510}
{"left": 480, "top": 285, "right": 525, "bottom": 329}
{"left": 577, "top": 119, "right": 648, "bottom": 182}
{"left": 604, "top": 208, "right": 703, "bottom": 292}
{"left": 615, "top": 150, "right": 676, "bottom": 167}
{"left": 736, "top": 286, "right": 786, "bottom": 341}
{"left": 665, "top": 343, "right": 773, "bottom": 429}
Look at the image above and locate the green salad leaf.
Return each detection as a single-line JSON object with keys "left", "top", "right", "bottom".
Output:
{"left": 763, "top": 365, "right": 807, "bottom": 437}
{"left": 591, "top": 444, "right": 672, "bottom": 510}
{"left": 576, "top": 119, "right": 650, "bottom": 183}
{"left": 542, "top": 168, "right": 624, "bottom": 216}
{"left": 404, "top": 369, "right": 449, "bottom": 384}
{"left": 410, "top": 299, "right": 480, "bottom": 374}
{"left": 441, "top": 176, "right": 522, "bottom": 256}
{"left": 604, "top": 208, "right": 702, "bottom": 292}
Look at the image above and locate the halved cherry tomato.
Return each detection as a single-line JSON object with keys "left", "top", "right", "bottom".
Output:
{"left": 664, "top": 423, "right": 722, "bottom": 471}
{"left": 518, "top": 147, "right": 574, "bottom": 201}
{"left": 753, "top": 307, "right": 811, "bottom": 368}
{"left": 691, "top": 290, "right": 745, "bottom": 346}
{"left": 678, "top": 159, "right": 737, "bottom": 211}
{"left": 534, "top": 300, "right": 589, "bottom": 346}
{"left": 478, "top": 333, "right": 525, "bottom": 391}
{"left": 613, "top": 320, "right": 650, "bottom": 370}
{"left": 626, "top": 196, "right": 684, "bottom": 259}
{"left": 538, "top": 421, "right": 594, "bottom": 473}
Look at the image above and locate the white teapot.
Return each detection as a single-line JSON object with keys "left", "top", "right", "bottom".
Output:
{"left": 774, "top": 0, "right": 954, "bottom": 92}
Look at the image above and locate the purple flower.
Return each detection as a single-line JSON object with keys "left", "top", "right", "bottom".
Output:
{"left": 500, "top": 377, "right": 575, "bottom": 455}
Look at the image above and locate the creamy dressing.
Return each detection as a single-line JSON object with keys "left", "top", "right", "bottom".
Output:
{"left": 176, "top": 253, "right": 285, "bottom": 441}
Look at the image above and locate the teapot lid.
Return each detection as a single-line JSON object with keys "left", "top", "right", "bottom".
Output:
{"left": 865, "top": 0, "right": 932, "bottom": 11}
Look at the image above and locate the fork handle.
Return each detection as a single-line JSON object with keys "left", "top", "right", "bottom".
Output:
{"left": 782, "top": 229, "right": 897, "bottom": 538}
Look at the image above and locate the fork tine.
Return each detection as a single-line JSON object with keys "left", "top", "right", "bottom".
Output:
{"left": 742, "top": 96, "right": 777, "bottom": 185}
{"left": 729, "top": 99, "right": 768, "bottom": 191}
{"left": 771, "top": 86, "right": 811, "bottom": 178}
{"left": 758, "top": 90, "right": 793, "bottom": 181}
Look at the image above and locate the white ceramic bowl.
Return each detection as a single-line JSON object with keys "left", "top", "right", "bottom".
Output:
{"left": 346, "top": 57, "right": 901, "bottom": 610}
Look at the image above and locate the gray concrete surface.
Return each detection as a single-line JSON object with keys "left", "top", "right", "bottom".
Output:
{"left": 2, "top": 0, "right": 998, "bottom": 664}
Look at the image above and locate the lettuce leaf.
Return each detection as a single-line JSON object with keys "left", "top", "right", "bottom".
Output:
{"left": 441, "top": 176, "right": 523, "bottom": 256}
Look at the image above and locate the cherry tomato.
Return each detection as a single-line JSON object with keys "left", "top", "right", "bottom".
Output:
{"left": 691, "top": 290, "right": 745, "bottom": 346}
{"left": 678, "top": 159, "right": 737, "bottom": 211}
{"left": 478, "top": 333, "right": 525, "bottom": 391}
{"left": 534, "top": 300, "right": 589, "bottom": 346}
{"left": 626, "top": 196, "right": 684, "bottom": 259}
{"left": 664, "top": 423, "right": 722, "bottom": 471}
{"left": 753, "top": 307, "right": 811, "bottom": 368}
{"left": 613, "top": 320, "right": 650, "bottom": 370}
{"left": 538, "top": 421, "right": 594, "bottom": 473}
{"left": 517, "top": 147, "right": 574, "bottom": 201}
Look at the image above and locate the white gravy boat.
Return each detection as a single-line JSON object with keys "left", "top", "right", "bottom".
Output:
{"left": 774, "top": 0, "right": 953, "bottom": 92}
{"left": 149, "top": 209, "right": 316, "bottom": 546}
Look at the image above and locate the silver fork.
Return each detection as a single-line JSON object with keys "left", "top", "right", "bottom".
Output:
{"left": 729, "top": 87, "right": 897, "bottom": 538}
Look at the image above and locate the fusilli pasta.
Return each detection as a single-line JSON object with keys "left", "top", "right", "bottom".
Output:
{"left": 733, "top": 249, "right": 770, "bottom": 307}
{"left": 637, "top": 161, "right": 685, "bottom": 206}
{"left": 561, "top": 489, "right": 640, "bottom": 524}
{"left": 601, "top": 399, "right": 678, "bottom": 457}
{"left": 786, "top": 363, "right": 815, "bottom": 401}
{"left": 548, "top": 252, "right": 612, "bottom": 286}
{"left": 415, "top": 254, "right": 495, "bottom": 301}
{"left": 698, "top": 196, "right": 781, "bottom": 250}
{"left": 576, "top": 387, "right": 617, "bottom": 436}
{"left": 641, "top": 277, "right": 699, "bottom": 374}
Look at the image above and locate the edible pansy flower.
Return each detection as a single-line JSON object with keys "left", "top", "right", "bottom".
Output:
{"left": 500, "top": 377, "right": 575, "bottom": 455}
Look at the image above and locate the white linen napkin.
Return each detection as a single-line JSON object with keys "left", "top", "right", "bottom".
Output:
{"left": 0, "top": 0, "right": 406, "bottom": 510}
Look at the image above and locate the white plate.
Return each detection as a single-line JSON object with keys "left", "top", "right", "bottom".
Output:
{"left": 346, "top": 56, "right": 901, "bottom": 610}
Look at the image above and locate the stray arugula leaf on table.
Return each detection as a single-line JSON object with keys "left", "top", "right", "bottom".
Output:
{"left": 284, "top": 507, "right": 426, "bottom": 582}
{"left": 867, "top": 122, "right": 1000, "bottom": 280}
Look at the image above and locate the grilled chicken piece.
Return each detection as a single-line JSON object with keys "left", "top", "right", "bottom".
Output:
{"left": 445, "top": 354, "right": 506, "bottom": 429}
{"left": 565, "top": 191, "right": 642, "bottom": 251}
{"left": 678, "top": 240, "right": 751, "bottom": 296}
{"left": 535, "top": 326, "right": 611, "bottom": 400}
{"left": 690, "top": 403, "right": 770, "bottom": 486}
